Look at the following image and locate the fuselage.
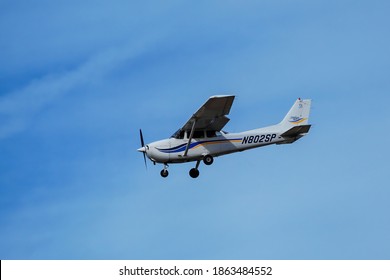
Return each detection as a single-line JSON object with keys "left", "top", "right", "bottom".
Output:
{"left": 143, "top": 125, "right": 287, "bottom": 164}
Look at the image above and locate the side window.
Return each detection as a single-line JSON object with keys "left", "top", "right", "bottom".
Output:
{"left": 193, "top": 131, "right": 205, "bottom": 138}
{"left": 206, "top": 131, "right": 217, "bottom": 138}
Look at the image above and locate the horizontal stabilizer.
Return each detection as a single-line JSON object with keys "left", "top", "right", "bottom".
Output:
{"left": 281, "top": 125, "right": 311, "bottom": 138}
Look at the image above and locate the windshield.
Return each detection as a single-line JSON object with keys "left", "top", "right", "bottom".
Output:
{"left": 170, "top": 129, "right": 185, "bottom": 139}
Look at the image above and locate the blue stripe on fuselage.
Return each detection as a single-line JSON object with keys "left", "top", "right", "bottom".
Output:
{"left": 156, "top": 138, "right": 242, "bottom": 154}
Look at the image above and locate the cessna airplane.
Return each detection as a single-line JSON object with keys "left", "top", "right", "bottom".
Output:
{"left": 138, "top": 95, "right": 311, "bottom": 178}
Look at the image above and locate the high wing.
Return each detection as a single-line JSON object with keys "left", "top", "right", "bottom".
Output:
{"left": 181, "top": 95, "right": 235, "bottom": 132}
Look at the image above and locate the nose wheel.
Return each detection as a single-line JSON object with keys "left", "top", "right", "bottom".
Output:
{"left": 160, "top": 164, "right": 169, "bottom": 178}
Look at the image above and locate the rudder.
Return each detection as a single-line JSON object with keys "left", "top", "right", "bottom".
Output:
{"left": 279, "top": 98, "right": 311, "bottom": 129}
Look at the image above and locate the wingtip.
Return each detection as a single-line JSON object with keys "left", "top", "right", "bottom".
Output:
{"left": 210, "top": 94, "right": 235, "bottom": 99}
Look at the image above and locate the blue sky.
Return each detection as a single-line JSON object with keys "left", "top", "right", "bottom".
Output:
{"left": 1, "top": 0, "right": 389, "bottom": 259}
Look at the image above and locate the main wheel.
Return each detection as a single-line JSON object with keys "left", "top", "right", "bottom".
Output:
{"left": 189, "top": 168, "right": 199, "bottom": 178}
{"left": 203, "top": 155, "right": 214, "bottom": 165}
{"left": 160, "top": 169, "right": 169, "bottom": 178}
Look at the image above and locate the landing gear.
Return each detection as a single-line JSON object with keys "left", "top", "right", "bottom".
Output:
{"left": 189, "top": 160, "right": 201, "bottom": 178}
{"left": 160, "top": 164, "right": 169, "bottom": 178}
{"left": 203, "top": 155, "right": 214, "bottom": 165}
{"left": 189, "top": 168, "right": 199, "bottom": 178}
{"left": 159, "top": 157, "right": 214, "bottom": 179}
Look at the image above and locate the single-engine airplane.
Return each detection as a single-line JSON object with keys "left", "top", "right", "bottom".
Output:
{"left": 138, "top": 95, "right": 311, "bottom": 178}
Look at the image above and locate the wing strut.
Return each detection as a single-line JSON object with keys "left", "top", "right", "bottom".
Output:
{"left": 183, "top": 119, "right": 197, "bottom": 157}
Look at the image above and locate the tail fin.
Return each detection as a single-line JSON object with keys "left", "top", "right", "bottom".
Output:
{"left": 279, "top": 98, "right": 311, "bottom": 129}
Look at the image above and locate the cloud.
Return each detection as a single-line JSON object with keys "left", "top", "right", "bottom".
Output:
{"left": 0, "top": 36, "right": 160, "bottom": 139}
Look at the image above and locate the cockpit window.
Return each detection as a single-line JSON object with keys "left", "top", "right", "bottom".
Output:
{"left": 172, "top": 130, "right": 215, "bottom": 139}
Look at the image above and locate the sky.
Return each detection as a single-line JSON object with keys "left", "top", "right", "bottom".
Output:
{"left": 1, "top": 0, "right": 389, "bottom": 260}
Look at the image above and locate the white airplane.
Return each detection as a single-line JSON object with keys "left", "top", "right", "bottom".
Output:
{"left": 138, "top": 95, "right": 311, "bottom": 178}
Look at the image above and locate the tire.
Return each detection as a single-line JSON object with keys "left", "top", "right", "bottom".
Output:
{"left": 160, "top": 169, "right": 169, "bottom": 178}
{"left": 189, "top": 168, "right": 199, "bottom": 178}
{"left": 203, "top": 155, "right": 214, "bottom": 165}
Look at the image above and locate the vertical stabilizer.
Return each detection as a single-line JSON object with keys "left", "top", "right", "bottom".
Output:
{"left": 279, "top": 98, "right": 311, "bottom": 129}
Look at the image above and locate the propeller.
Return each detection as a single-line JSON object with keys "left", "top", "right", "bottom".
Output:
{"left": 138, "top": 129, "right": 147, "bottom": 169}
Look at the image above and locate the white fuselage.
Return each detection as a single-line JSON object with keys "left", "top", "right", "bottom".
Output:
{"left": 144, "top": 125, "right": 286, "bottom": 164}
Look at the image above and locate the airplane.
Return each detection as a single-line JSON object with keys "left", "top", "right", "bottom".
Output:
{"left": 138, "top": 95, "right": 311, "bottom": 178}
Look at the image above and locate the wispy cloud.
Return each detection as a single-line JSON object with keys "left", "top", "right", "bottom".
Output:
{"left": 0, "top": 36, "right": 161, "bottom": 139}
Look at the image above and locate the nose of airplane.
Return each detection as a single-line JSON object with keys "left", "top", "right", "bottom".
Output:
{"left": 137, "top": 147, "right": 146, "bottom": 153}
